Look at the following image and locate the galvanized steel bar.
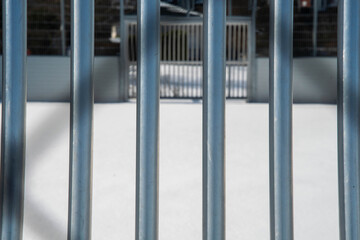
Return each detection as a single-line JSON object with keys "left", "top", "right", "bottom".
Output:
{"left": 200, "top": 24, "right": 203, "bottom": 61}
{"left": 227, "top": 25, "right": 231, "bottom": 62}
{"left": 0, "top": 0, "right": 27, "bottom": 239}
{"left": 172, "top": 25, "right": 176, "bottom": 62}
{"left": 135, "top": 0, "right": 160, "bottom": 239}
{"left": 164, "top": 25, "right": 169, "bottom": 97}
{"left": 187, "top": 25, "right": 191, "bottom": 96}
{"left": 269, "top": 0, "right": 294, "bottom": 239}
{"left": 245, "top": 22, "right": 250, "bottom": 98}
{"left": 168, "top": 25, "right": 172, "bottom": 97}
{"left": 191, "top": 25, "right": 195, "bottom": 97}
{"left": 200, "top": 24, "right": 203, "bottom": 97}
{"left": 232, "top": 26, "right": 236, "bottom": 61}
{"left": 182, "top": 25, "right": 186, "bottom": 96}
{"left": 177, "top": 25, "right": 181, "bottom": 96}
{"left": 196, "top": 24, "right": 200, "bottom": 97}
{"left": 237, "top": 25, "right": 241, "bottom": 97}
{"left": 242, "top": 25, "right": 246, "bottom": 61}
{"left": 203, "top": 0, "right": 226, "bottom": 239}
{"left": 68, "top": 0, "right": 94, "bottom": 239}
{"left": 177, "top": 25, "right": 181, "bottom": 61}
{"left": 337, "top": 1, "right": 346, "bottom": 239}
{"left": 338, "top": 1, "right": 360, "bottom": 239}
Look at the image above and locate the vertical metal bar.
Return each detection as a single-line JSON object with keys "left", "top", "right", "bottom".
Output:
{"left": 241, "top": 25, "right": 244, "bottom": 97}
{"left": 166, "top": 25, "right": 173, "bottom": 97}
{"left": 177, "top": 25, "right": 181, "bottom": 61}
{"left": 172, "top": 25, "right": 176, "bottom": 63}
{"left": 164, "top": 25, "right": 168, "bottom": 97}
{"left": 171, "top": 26, "right": 175, "bottom": 96}
{"left": 182, "top": 24, "right": 186, "bottom": 97}
{"left": 136, "top": 0, "right": 160, "bottom": 239}
{"left": 195, "top": 24, "right": 199, "bottom": 62}
{"left": 236, "top": 64, "right": 239, "bottom": 98}
{"left": 227, "top": 24, "right": 231, "bottom": 63}
{"left": 160, "top": 25, "right": 164, "bottom": 96}
{"left": 0, "top": 0, "right": 27, "bottom": 239}
{"left": 135, "top": 23, "right": 139, "bottom": 97}
{"left": 203, "top": 0, "right": 226, "bottom": 239}
{"left": 242, "top": 25, "right": 246, "bottom": 61}
{"left": 131, "top": 24, "right": 136, "bottom": 97}
{"left": 230, "top": 25, "right": 234, "bottom": 97}
{"left": 246, "top": 23, "right": 251, "bottom": 98}
{"left": 312, "top": 0, "right": 318, "bottom": 57}
{"left": 236, "top": 25, "right": 240, "bottom": 61}
{"left": 195, "top": 24, "right": 200, "bottom": 97}
{"left": 200, "top": 24, "right": 203, "bottom": 97}
{"left": 68, "top": 0, "right": 94, "bottom": 239}
{"left": 177, "top": 25, "right": 181, "bottom": 97}
{"left": 135, "top": 24, "right": 138, "bottom": 62}
{"left": 182, "top": 25, "right": 185, "bottom": 61}
{"left": 244, "top": 25, "right": 248, "bottom": 60}
{"left": 125, "top": 23, "right": 131, "bottom": 98}
{"left": 191, "top": 25, "right": 195, "bottom": 97}
{"left": 338, "top": 0, "right": 360, "bottom": 239}
{"left": 60, "top": 0, "right": 66, "bottom": 55}
{"left": 232, "top": 25, "right": 236, "bottom": 62}
{"left": 269, "top": 0, "right": 294, "bottom": 239}
{"left": 120, "top": 0, "right": 128, "bottom": 100}
{"left": 237, "top": 25, "right": 241, "bottom": 97}
{"left": 188, "top": 25, "right": 192, "bottom": 97}
{"left": 337, "top": 2, "right": 345, "bottom": 239}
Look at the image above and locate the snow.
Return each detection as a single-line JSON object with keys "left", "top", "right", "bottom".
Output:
{"left": 16, "top": 101, "right": 338, "bottom": 239}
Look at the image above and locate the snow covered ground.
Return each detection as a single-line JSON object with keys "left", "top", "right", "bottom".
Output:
{"left": 15, "top": 101, "right": 338, "bottom": 239}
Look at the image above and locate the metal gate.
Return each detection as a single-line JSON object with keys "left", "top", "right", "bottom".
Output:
{"left": 126, "top": 17, "right": 251, "bottom": 99}
{"left": 4, "top": 0, "right": 360, "bottom": 240}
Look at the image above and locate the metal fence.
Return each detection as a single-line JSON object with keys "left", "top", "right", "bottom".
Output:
{"left": 2, "top": 1, "right": 360, "bottom": 240}
{"left": 127, "top": 17, "right": 250, "bottom": 99}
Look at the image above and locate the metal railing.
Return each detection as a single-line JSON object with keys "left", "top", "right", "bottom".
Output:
{"left": 1, "top": 0, "right": 359, "bottom": 240}
{"left": 126, "top": 17, "right": 250, "bottom": 99}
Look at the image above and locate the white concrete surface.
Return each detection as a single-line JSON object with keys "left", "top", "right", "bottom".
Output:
{"left": 17, "top": 101, "right": 338, "bottom": 239}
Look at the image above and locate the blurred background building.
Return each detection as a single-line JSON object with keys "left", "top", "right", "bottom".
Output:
{"left": 0, "top": 0, "right": 338, "bottom": 57}
{"left": 0, "top": 0, "right": 340, "bottom": 103}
